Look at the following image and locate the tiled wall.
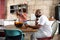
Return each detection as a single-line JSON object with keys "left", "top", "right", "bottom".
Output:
{"left": 6, "top": 0, "right": 60, "bottom": 20}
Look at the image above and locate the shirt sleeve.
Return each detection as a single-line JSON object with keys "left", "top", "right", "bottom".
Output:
{"left": 37, "top": 16, "right": 46, "bottom": 25}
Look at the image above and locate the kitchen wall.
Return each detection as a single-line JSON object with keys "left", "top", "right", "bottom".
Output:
{"left": 6, "top": 0, "right": 60, "bottom": 20}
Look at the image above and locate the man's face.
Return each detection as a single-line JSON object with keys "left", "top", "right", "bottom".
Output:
{"left": 35, "top": 11, "right": 41, "bottom": 18}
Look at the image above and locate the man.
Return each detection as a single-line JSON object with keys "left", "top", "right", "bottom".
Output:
{"left": 25, "top": 9, "right": 52, "bottom": 40}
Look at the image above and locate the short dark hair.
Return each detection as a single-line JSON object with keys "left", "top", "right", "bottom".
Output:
{"left": 35, "top": 9, "right": 41, "bottom": 14}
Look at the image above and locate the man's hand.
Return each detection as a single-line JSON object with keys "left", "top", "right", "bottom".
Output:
{"left": 35, "top": 18, "right": 39, "bottom": 25}
{"left": 24, "top": 24, "right": 29, "bottom": 28}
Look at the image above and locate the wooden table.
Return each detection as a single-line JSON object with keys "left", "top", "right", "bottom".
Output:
{"left": 5, "top": 25, "right": 38, "bottom": 40}
{"left": 19, "top": 27, "right": 38, "bottom": 40}
{"left": 19, "top": 27, "right": 38, "bottom": 32}
{"left": 5, "top": 25, "right": 38, "bottom": 32}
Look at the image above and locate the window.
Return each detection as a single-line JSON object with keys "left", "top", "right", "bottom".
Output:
{"left": 10, "top": 4, "right": 28, "bottom": 14}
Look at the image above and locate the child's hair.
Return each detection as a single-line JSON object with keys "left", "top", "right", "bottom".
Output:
{"left": 16, "top": 11, "right": 20, "bottom": 16}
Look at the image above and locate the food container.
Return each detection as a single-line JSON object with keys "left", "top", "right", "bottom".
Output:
{"left": 15, "top": 22, "right": 23, "bottom": 28}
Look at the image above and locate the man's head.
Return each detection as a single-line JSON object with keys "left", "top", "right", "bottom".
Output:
{"left": 35, "top": 9, "right": 41, "bottom": 18}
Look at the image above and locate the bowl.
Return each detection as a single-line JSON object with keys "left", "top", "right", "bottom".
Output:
{"left": 15, "top": 22, "right": 23, "bottom": 28}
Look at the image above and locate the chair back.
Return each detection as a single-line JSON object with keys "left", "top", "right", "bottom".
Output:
{"left": 4, "top": 29, "right": 24, "bottom": 40}
{"left": 4, "top": 29, "right": 22, "bottom": 36}
{"left": 51, "top": 20, "right": 58, "bottom": 37}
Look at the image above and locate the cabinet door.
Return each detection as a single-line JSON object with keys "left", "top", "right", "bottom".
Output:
{"left": 0, "top": 0, "right": 5, "bottom": 19}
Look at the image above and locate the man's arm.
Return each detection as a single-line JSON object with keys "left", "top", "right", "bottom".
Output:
{"left": 25, "top": 24, "right": 42, "bottom": 29}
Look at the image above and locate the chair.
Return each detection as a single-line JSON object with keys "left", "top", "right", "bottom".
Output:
{"left": 4, "top": 29, "right": 24, "bottom": 40}
{"left": 51, "top": 20, "right": 58, "bottom": 38}
{"left": 37, "top": 20, "right": 58, "bottom": 40}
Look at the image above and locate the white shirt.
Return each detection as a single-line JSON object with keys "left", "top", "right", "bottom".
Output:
{"left": 34, "top": 15, "right": 52, "bottom": 38}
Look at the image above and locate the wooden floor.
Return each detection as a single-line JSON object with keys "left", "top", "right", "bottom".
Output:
{"left": 52, "top": 35, "right": 58, "bottom": 40}
{"left": 0, "top": 35, "right": 59, "bottom": 40}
